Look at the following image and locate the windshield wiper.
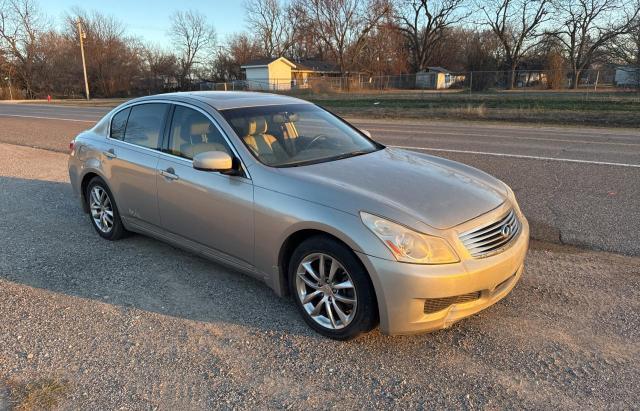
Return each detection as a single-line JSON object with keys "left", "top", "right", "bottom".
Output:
{"left": 332, "top": 150, "right": 373, "bottom": 161}
{"left": 277, "top": 149, "right": 375, "bottom": 168}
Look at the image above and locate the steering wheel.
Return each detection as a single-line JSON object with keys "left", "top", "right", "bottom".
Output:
{"left": 301, "top": 134, "right": 331, "bottom": 151}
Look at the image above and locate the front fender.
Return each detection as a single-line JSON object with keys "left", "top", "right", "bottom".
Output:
{"left": 253, "top": 186, "right": 393, "bottom": 297}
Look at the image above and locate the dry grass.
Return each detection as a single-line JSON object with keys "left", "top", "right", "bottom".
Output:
{"left": 309, "top": 92, "right": 640, "bottom": 127}
{"left": 455, "top": 103, "right": 487, "bottom": 117}
{"left": 6, "top": 378, "right": 69, "bottom": 411}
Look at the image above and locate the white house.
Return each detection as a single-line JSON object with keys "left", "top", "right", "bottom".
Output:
{"left": 241, "top": 57, "right": 341, "bottom": 91}
{"left": 415, "top": 67, "right": 465, "bottom": 89}
{"left": 615, "top": 66, "right": 640, "bottom": 87}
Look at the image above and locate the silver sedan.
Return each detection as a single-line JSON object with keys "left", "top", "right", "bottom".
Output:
{"left": 68, "top": 92, "right": 529, "bottom": 340}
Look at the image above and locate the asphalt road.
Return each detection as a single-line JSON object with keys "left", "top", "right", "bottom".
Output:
{"left": 1, "top": 143, "right": 639, "bottom": 409}
{"left": 1, "top": 102, "right": 638, "bottom": 255}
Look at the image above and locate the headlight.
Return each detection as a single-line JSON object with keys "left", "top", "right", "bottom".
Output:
{"left": 504, "top": 184, "right": 523, "bottom": 216}
{"left": 360, "top": 212, "right": 459, "bottom": 264}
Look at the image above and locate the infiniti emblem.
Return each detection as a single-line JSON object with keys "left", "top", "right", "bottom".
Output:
{"left": 500, "top": 224, "right": 512, "bottom": 238}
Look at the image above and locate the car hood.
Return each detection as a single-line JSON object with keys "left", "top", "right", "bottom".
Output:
{"left": 256, "top": 148, "right": 507, "bottom": 230}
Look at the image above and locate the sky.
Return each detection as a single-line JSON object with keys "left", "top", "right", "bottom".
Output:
{"left": 40, "top": 0, "right": 246, "bottom": 46}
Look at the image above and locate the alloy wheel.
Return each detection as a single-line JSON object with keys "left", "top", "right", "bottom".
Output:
{"left": 295, "top": 253, "right": 357, "bottom": 330}
{"left": 89, "top": 185, "right": 114, "bottom": 233}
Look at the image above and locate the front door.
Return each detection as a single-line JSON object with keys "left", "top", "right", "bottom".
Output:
{"left": 156, "top": 105, "right": 254, "bottom": 266}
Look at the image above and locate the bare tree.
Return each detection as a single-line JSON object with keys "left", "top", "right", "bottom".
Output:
{"left": 359, "top": 21, "right": 410, "bottom": 74}
{"left": 394, "top": 0, "right": 469, "bottom": 72}
{"left": 479, "top": 0, "right": 551, "bottom": 89}
{"left": 141, "top": 45, "right": 178, "bottom": 93}
{"left": 0, "top": 0, "right": 47, "bottom": 97}
{"left": 461, "top": 29, "right": 502, "bottom": 90}
{"left": 169, "top": 9, "right": 216, "bottom": 89}
{"left": 287, "top": 0, "right": 328, "bottom": 60}
{"left": 212, "top": 33, "right": 262, "bottom": 81}
{"left": 551, "top": 0, "right": 640, "bottom": 88}
{"left": 608, "top": 17, "right": 640, "bottom": 66}
{"left": 244, "top": 0, "right": 296, "bottom": 57}
{"left": 294, "top": 0, "right": 391, "bottom": 73}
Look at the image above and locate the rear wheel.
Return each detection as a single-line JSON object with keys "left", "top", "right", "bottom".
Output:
{"left": 86, "top": 177, "right": 126, "bottom": 240}
{"left": 289, "top": 236, "right": 378, "bottom": 340}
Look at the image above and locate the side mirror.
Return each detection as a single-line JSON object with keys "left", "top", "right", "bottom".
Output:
{"left": 360, "top": 129, "right": 372, "bottom": 138}
{"left": 193, "top": 151, "right": 235, "bottom": 173}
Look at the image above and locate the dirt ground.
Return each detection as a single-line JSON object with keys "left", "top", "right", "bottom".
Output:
{"left": 0, "top": 143, "right": 638, "bottom": 409}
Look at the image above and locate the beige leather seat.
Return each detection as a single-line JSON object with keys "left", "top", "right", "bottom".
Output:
{"left": 242, "top": 117, "right": 286, "bottom": 159}
{"left": 179, "top": 121, "right": 229, "bottom": 159}
{"left": 272, "top": 113, "right": 300, "bottom": 154}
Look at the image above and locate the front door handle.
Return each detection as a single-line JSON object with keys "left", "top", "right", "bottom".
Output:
{"left": 103, "top": 149, "right": 117, "bottom": 159}
{"left": 160, "top": 168, "right": 179, "bottom": 181}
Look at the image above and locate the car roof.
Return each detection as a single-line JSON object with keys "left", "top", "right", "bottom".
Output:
{"left": 131, "top": 91, "right": 313, "bottom": 111}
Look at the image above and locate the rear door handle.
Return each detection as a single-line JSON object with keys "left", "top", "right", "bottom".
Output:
{"left": 103, "top": 149, "right": 117, "bottom": 159}
{"left": 160, "top": 168, "right": 179, "bottom": 181}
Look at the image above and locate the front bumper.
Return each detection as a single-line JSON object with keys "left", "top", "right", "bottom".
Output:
{"left": 356, "top": 216, "right": 529, "bottom": 335}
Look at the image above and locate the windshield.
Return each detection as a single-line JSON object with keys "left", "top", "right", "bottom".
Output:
{"left": 220, "top": 104, "right": 382, "bottom": 167}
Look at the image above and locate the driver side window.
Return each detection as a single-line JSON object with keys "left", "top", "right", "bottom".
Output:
{"left": 168, "top": 106, "right": 231, "bottom": 160}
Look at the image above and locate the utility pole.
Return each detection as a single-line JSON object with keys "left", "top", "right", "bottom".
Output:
{"left": 77, "top": 20, "right": 90, "bottom": 100}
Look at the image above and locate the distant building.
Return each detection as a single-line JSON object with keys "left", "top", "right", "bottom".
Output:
{"left": 415, "top": 67, "right": 465, "bottom": 89}
{"left": 241, "top": 57, "right": 341, "bottom": 91}
{"left": 615, "top": 66, "right": 640, "bottom": 87}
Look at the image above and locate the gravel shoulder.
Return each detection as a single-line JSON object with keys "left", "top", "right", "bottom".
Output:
{"left": 1, "top": 143, "right": 639, "bottom": 409}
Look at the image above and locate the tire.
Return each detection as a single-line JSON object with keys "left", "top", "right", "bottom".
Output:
{"left": 288, "top": 235, "right": 378, "bottom": 340}
{"left": 86, "top": 177, "right": 127, "bottom": 240}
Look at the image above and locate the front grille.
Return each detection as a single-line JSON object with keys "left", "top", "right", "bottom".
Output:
{"left": 423, "top": 292, "right": 481, "bottom": 314}
{"left": 459, "top": 209, "right": 520, "bottom": 258}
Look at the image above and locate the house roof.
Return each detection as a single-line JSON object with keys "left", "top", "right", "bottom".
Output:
{"left": 241, "top": 57, "right": 340, "bottom": 73}
{"left": 426, "top": 66, "right": 452, "bottom": 74}
{"left": 241, "top": 56, "right": 296, "bottom": 69}
{"left": 293, "top": 59, "right": 340, "bottom": 73}
{"left": 616, "top": 65, "right": 640, "bottom": 70}
{"left": 242, "top": 58, "right": 274, "bottom": 66}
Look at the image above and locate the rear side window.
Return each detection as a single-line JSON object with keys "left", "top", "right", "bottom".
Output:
{"left": 110, "top": 108, "right": 130, "bottom": 140}
{"left": 122, "top": 103, "right": 169, "bottom": 150}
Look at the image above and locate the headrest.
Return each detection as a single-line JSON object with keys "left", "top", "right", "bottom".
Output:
{"left": 229, "top": 118, "right": 246, "bottom": 136}
{"left": 247, "top": 117, "right": 268, "bottom": 135}
{"left": 272, "top": 113, "right": 299, "bottom": 123}
{"left": 190, "top": 122, "right": 210, "bottom": 136}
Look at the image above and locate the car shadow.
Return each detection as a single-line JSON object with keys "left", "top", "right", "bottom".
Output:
{"left": 0, "top": 176, "right": 315, "bottom": 338}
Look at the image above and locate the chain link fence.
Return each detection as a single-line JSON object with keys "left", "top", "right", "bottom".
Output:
{"left": 198, "top": 68, "right": 640, "bottom": 96}
{"left": 2, "top": 68, "right": 638, "bottom": 100}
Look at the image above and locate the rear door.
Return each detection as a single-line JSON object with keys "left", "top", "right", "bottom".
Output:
{"left": 156, "top": 104, "right": 254, "bottom": 266}
{"left": 106, "top": 102, "right": 170, "bottom": 227}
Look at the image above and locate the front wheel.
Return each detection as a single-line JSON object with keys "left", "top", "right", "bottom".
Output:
{"left": 289, "top": 236, "right": 378, "bottom": 340}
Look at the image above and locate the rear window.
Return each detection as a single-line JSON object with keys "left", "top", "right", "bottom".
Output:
{"left": 123, "top": 103, "right": 169, "bottom": 150}
{"left": 110, "top": 108, "right": 130, "bottom": 141}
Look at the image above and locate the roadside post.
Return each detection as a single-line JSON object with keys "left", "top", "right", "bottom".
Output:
{"left": 3, "top": 76, "right": 12, "bottom": 100}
